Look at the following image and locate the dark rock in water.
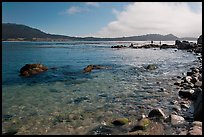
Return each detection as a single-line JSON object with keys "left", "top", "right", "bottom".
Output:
{"left": 111, "top": 45, "right": 127, "bottom": 48}
{"left": 197, "top": 35, "right": 202, "bottom": 45}
{"left": 83, "top": 65, "right": 94, "bottom": 73}
{"left": 111, "top": 118, "right": 129, "bottom": 126}
{"left": 179, "top": 89, "right": 194, "bottom": 99}
{"left": 83, "top": 64, "right": 109, "bottom": 73}
{"left": 73, "top": 96, "right": 89, "bottom": 104}
{"left": 49, "top": 89, "right": 62, "bottom": 93}
{"left": 146, "top": 64, "right": 157, "bottom": 70}
{"left": 19, "top": 63, "right": 48, "bottom": 76}
{"left": 2, "top": 114, "right": 13, "bottom": 121}
{"left": 193, "top": 91, "right": 202, "bottom": 121}
{"left": 175, "top": 40, "right": 195, "bottom": 49}
{"left": 160, "top": 44, "right": 176, "bottom": 49}
{"left": 148, "top": 108, "right": 166, "bottom": 119}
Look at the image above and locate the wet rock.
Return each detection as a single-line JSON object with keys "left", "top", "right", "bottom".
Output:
{"left": 148, "top": 108, "right": 166, "bottom": 119}
{"left": 111, "top": 118, "right": 129, "bottom": 126}
{"left": 176, "top": 40, "right": 195, "bottom": 49}
{"left": 19, "top": 63, "right": 48, "bottom": 76}
{"left": 172, "top": 105, "right": 181, "bottom": 112}
{"left": 170, "top": 114, "right": 185, "bottom": 126}
{"left": 183, "top": 76, "right": 192, "bottom": 83}
{"left": 111, "top": 45, "right": 127, "bottom": 48}
{"left": 160, "top": 44, "right": 176, "bottom": 49}
{"left": 178, "top": 89, "right": 194, "bottom": 99}
{"left": 83, "top": 65, "right": 109, "bottom": 73}
{"left": 146, "top": 64, "right": 157, "bottom": 70}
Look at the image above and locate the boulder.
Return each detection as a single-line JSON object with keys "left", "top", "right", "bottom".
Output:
{"left": 160, "top": 44, "right": 176, "bottom": 49}
{"left": 178, "top": 89, "right": 194, "bottom": 99}
{"left": 197, "top": 35, "right": 202, "bottom": 45}
{"left": 176, "top": 40, "right": 195, "bottom": 49}
{"left": 148, "top": 108, "right": 166, "bottom": 119}
{"left": 170, "top": 114, "right": 185, "bottom": 126}
{"left": 19, "top": 64, "right": 48, "bottom": 76}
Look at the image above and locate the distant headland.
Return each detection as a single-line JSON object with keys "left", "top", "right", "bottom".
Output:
{"left": 2, "top": 23, "right": 197, "bottom": 42}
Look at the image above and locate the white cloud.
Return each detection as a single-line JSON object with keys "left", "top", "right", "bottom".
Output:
{"left": 65, "top": 6, "right": 82, "bottom": 15}
{"left": 85, "top": 2, "right": 99, "bottom": 7}
{"left": 94, "top": 2, "right": 202, "bottom": 38}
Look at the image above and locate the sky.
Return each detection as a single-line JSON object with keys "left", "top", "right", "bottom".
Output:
{"left": 2, "top": 2, "right": 202, "bottom": 38}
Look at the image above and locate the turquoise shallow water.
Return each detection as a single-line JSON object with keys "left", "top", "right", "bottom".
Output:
{"left": 2, "top": 41, "right": 199, "bottom": 134}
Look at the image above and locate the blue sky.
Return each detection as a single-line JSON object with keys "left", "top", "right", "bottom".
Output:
{"left": 2, "top": 2, "right": 202, "bottom": 38}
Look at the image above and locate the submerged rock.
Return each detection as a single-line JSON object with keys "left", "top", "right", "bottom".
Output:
{"left": 146, "top": 64, "right": 157, "bottom": 70}
{"left": 19, "top": 63, "right": 48, "bottom": 76}
{"left": 83, "top": 65, "right": 109, "bottom": 73}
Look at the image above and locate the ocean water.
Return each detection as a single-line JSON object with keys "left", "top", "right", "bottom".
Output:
{"left": 2, "top": 41, "right": 199, "bottom": 135}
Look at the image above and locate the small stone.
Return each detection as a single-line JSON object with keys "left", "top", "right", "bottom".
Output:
{"left": 170, "top": 114, "right": 185, "bottom": 126}
{"left": 194, "top": 81, "right": 202, "bottom": 87}
{"left": 192, "top": 121, "right": 202, "bottom": 127}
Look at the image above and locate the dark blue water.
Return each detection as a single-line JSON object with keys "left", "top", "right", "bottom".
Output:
{"left": 2, "top": 41, "right": 199, "bottom": 135}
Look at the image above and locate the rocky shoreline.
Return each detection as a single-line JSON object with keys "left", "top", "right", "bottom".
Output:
{"left": 109, "top": 35, "right": 202, "bottom": 135}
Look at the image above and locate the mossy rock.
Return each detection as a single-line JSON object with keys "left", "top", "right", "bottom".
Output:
{"left": 111, "top": 118, "right": 129, "bottom": 126}
{"left": 130, "top": 118, "right": 151, "bottom": 132}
